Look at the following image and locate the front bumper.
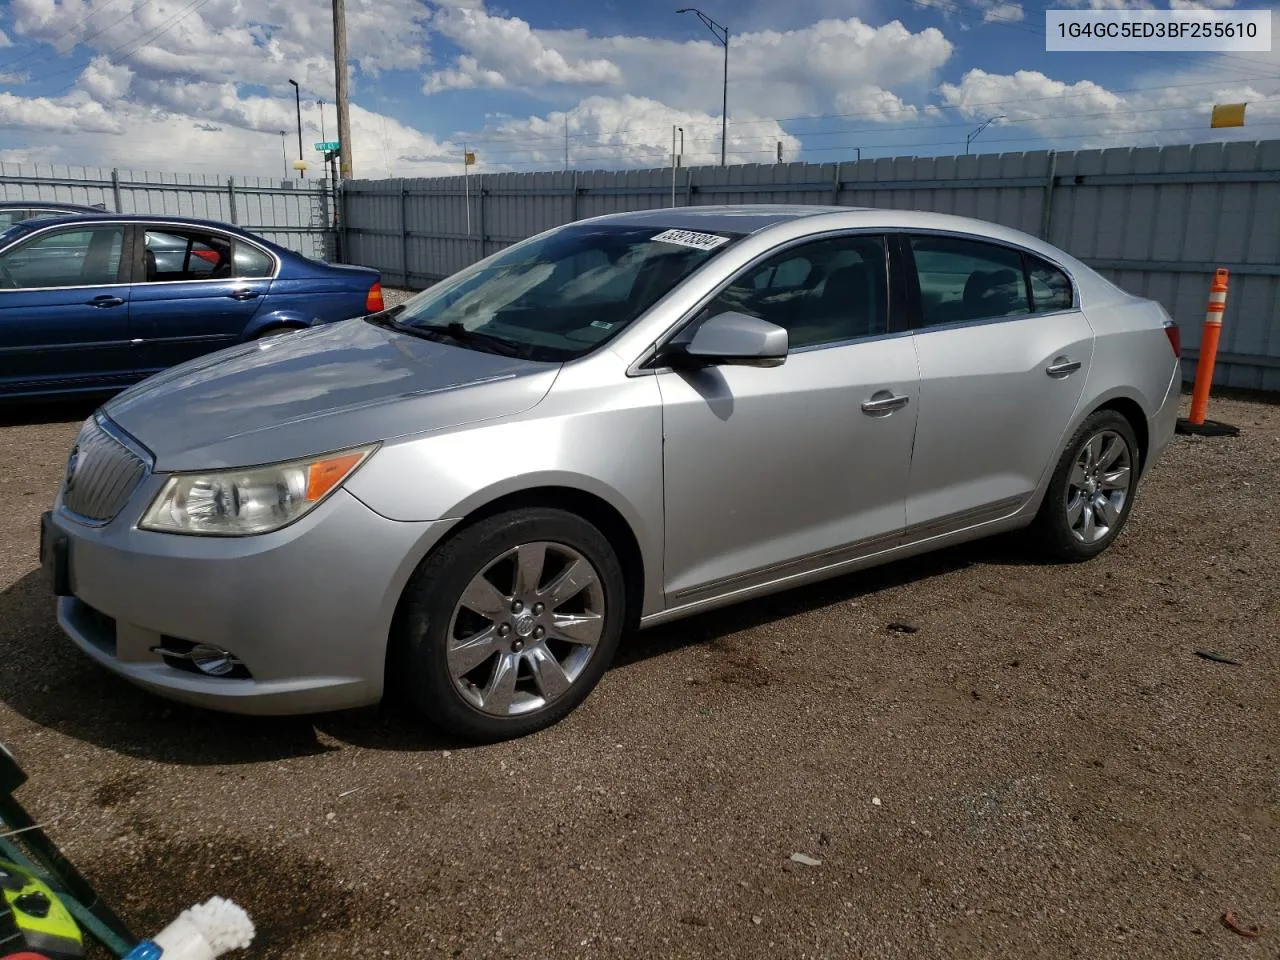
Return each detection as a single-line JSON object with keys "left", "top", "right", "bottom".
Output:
{"left": 44, "top": 487, "right": 453, "bottom": 716}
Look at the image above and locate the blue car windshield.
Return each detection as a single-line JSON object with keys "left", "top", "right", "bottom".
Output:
{"left": 379, "top": 223, "right": 744, "bottom": 361}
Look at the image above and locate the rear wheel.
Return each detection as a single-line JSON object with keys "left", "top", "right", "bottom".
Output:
{"left": 1030, "top": 409, "right": 1140, "bottom": 562}
{"left": 392, "top": 508, "right": 626, "bottom": 742}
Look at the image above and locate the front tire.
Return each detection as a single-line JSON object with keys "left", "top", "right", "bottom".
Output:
{"left": 1031, "top": 410, "right": 1140, "bottom": 562}
{"left": 393, "top": 508, "right": 627, "bottom": 742}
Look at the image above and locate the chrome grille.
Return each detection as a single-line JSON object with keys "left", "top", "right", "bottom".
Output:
{"left": 60, "top": 416, "right": 150, "bottom": 524}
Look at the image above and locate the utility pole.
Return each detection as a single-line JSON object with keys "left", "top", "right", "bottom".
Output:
{"left": 279, "top": 130, "right": 288, "bottom": 181}
{"left": 288, "top": 78, "right": 304, "bottom": 178}
{"left": 333, "top": 0, "right": 353, "bottom": 180}
{"left": 564, "top": 114, "right": 569, "bottom": 170}
{"left": 318, "top": 97, "right": 326, "bottom": 145}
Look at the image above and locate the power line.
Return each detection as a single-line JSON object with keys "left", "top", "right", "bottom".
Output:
{"left": 1, "top": 0, "right": 153, "bottom": 73}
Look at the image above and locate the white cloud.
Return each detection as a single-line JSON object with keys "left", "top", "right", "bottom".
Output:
{"left": 428, "top": 15, "right": 952, "bottom": 122}
{"left": 468, "top": 94, "right": 804, "bottom": 170}
{"left": 0, "top": 90, "right": 121, "bottom": 134}
{"left": 983, "top": 2, "right": 1024, "bottom": 22}
{"left": 0, "top": 28, "right": 11, "bottom": 47}
{"left": 77, "top": 56, "right": 132, "bottom": 101}
{"left": 938, "top": 65, "right": 1280, "bottom": 149}
{"left": 424, "top": 6, "right": 623, "bottom": 93}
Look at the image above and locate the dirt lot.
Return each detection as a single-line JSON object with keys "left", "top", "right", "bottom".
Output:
{"left": 0, "top": 390, "right": 1276, "bottom": 960}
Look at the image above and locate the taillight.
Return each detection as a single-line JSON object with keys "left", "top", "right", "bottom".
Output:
{"left": 1163, "top": 320, "right": 1181, "bottom": 358}
{"left": 365, "top": 281, "right": 384, "bottom": 313}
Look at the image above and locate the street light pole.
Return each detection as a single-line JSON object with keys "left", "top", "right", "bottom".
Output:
{"left": 288, "top": 78, "right": 304, "bottom": 178}
{"left": 676, "top": 8, "right": 728, "bottom": 167}
{"left": 318, "top": 98, "right": 326, "bottom": 145}
{"left": 966, "top": 115, "right": 1006, "bottom": 155}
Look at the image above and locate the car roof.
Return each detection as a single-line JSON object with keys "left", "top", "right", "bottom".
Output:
{"left": 584, "top": 204, "right": 862, "bottom": 235}
{"left": 589, "top": 203, "right": 1084, "bottom": 269}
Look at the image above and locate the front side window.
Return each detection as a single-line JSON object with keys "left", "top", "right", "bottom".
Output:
{"left": 144, "top": 229, "right": 233, "bottom": 282}
{"left": 701, "top": 235, "right": 888, "bottom": 350}
{"left": 381, "top": 223, "right": 744, "bottom": 361}
{"left": 0, "top": 226, "right": 125, "bottom": 289}
{"left": 909, "top": 235, "right": 1031, "bottom": 327}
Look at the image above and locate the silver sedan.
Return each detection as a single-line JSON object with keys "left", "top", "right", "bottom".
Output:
{"left": 40, "top": 205, "right": 1182, "bottom": 741}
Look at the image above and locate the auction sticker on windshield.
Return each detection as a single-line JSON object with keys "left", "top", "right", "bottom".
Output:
{"left": 651, "top": 229, "right": 731, "bottom": 251}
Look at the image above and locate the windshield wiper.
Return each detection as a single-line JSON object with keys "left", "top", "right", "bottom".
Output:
{"left": 363, "top": 304, "right": 407, "bottom": 326}
{"left": 416, "top": 321, "right": 527, "bottom": 358}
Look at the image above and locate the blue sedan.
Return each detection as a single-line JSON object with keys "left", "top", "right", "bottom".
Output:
{"left": 0, "top": 213, "right": 383, "bottom": 399}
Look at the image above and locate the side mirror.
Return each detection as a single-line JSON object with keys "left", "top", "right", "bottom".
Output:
{"left": 665, "top": 311, "right": 788, "bottom": 368}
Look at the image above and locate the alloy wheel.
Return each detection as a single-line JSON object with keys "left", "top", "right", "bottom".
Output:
{"left": 446, "top": 541, "right": 606, "bottom": 717}
{"left": 1064, "top": 429, "right": 1132, "bottom": 544}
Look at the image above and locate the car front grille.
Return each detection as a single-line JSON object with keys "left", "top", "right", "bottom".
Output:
{"left": 60, "top": 415, "right": 151, "bottom": 524}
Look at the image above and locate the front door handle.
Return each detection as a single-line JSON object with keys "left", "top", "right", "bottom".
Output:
{"left": 861, "top": 391, "right": 911, "bottom": 416}
{"left": 87, "top": 295, "right": 124, "bottom": 308}
{"left": 228, "top": 289, "right": 260, "bottom": 301}
{"left": 1046, "top": 357, "right": 1082, "bottom": 378}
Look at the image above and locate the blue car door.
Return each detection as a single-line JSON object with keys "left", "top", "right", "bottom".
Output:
{"left": 128, "top": 224, "right": 275, "bottom": 374}
{"left": 0, "top": 222, "right": 135, "bottom": 396}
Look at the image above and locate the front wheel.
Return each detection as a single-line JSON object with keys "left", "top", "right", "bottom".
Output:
{"left": 1030, "top": 410, "right": 1140, "bottom": 562}
{"left": 392, "top": 508, "right": 627, "bottom": 742}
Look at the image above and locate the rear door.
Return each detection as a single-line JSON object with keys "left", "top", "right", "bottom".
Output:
{"left": 0, "top": 223, "right": 135, "bottom": 395}
{"left": 899, "top": 232, "right": 1094, "bottom": 534}
{"left": 128, "top": 224, "right": 276, "bottom": 374}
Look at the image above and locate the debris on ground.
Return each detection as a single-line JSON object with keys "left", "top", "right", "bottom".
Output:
{"left": 789, "top": 853, "right": 821, "bottom": 867}
{"left": 1221, "top": 910, "right": 1261, "bottom": 938}
{"left": 1194, "top": 650, "right": 1243, "bottom": 666}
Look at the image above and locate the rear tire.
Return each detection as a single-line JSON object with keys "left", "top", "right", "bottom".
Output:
{"left": 1030, "top": 409, "right": 1140, "bottom": 562}
{"left": 392, "top": 508, "right": 626, "bottom": 743}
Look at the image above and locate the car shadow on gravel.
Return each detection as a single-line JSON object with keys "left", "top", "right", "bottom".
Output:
{"left": 0, "top": 532, "right": 1054, "bottom": 766}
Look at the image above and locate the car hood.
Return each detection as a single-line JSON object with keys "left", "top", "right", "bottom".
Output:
{"left": 103, "top": 318, "right": 562, "bottom": 471}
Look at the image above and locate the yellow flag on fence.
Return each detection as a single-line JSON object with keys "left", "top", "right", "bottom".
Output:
{"left": 464, "top": 151, "right": 477, "bottom": 165}
{"left": 1210, "top": 103, "right": 1247, "bottom": 128}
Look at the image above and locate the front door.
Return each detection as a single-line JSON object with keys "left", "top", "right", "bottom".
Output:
{"left": 901, "top": 233, "right": 1095, "bottom": 533}
{"left": 128, "top": 225, "right": 274, "bottom": 374}
{"left": 657, "top": 233, "right": 919, "bottom": 606}
{"left": 0, "top": 223, "right": 134, "bottom": 396}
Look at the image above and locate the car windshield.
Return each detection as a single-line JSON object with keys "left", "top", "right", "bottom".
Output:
{"left": 378, "top": 223, "right": 744, "bottom": 361}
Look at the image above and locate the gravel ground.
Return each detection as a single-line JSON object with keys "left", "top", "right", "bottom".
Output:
{"left": 0, "top": 382, "right": 1276, "bottom": 960}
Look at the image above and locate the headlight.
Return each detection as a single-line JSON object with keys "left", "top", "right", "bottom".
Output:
{"left": 139, "top": 444, "right": 378, "bottom": 536}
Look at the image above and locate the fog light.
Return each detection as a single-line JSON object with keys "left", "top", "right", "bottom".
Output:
{"left": 150, "top": 642, "right": 246, "bottom": 678}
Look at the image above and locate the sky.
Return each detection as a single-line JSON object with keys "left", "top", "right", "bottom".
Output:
{"left": 0, "top": 0, "right": 1277, "bottom": 180}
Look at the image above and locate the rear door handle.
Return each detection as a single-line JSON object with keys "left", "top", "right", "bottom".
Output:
{"left": 1046, "top": 358, "right": 1082, "bottom": 378}
{"left": 228, "top": 289, "right": 260, "bottom": 301}
{"left": 87, "top": 295, "right": 124, "bottom": 308}
{"left": 861, "top": 391, "right": 911, "bottom": 415}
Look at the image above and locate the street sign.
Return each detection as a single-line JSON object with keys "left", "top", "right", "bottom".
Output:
{"left": 314, "top": 141, "right": 340, "bottom": 152}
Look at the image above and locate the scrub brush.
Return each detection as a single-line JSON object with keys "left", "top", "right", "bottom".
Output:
{"left": 122, "top": 897, "right": 255, "bottom": 960}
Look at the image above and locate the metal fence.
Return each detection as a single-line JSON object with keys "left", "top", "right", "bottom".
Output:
{"left": 0, "top": 163, "right": 337, "bottom": 261}
{"left": 341, "top": 139, "right": 1280, "bottom": 391}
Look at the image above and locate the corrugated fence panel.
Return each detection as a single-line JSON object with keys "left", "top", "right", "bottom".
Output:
{"left": 336, "top": 140, "right": 1279, "bottom": 389}
{"left": 1, "top": 164, "right": 334, "bottom": 261}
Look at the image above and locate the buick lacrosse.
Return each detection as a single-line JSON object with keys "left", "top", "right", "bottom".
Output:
{"left": 41, "top": 205, "right": 1182, "bottom": 741}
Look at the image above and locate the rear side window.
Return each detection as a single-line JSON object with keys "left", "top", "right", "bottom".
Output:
{"left": 1027, "top": 255, "right": 1073, "bottom": 312}
{"left": 908, "top": 236, "right": 1031, "bottom": 327}
{"left": 233, "top": 243, "right": 274, "bottom": 278}
{"left": 144, "top": 229, "right": 233, "bottom": 282}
